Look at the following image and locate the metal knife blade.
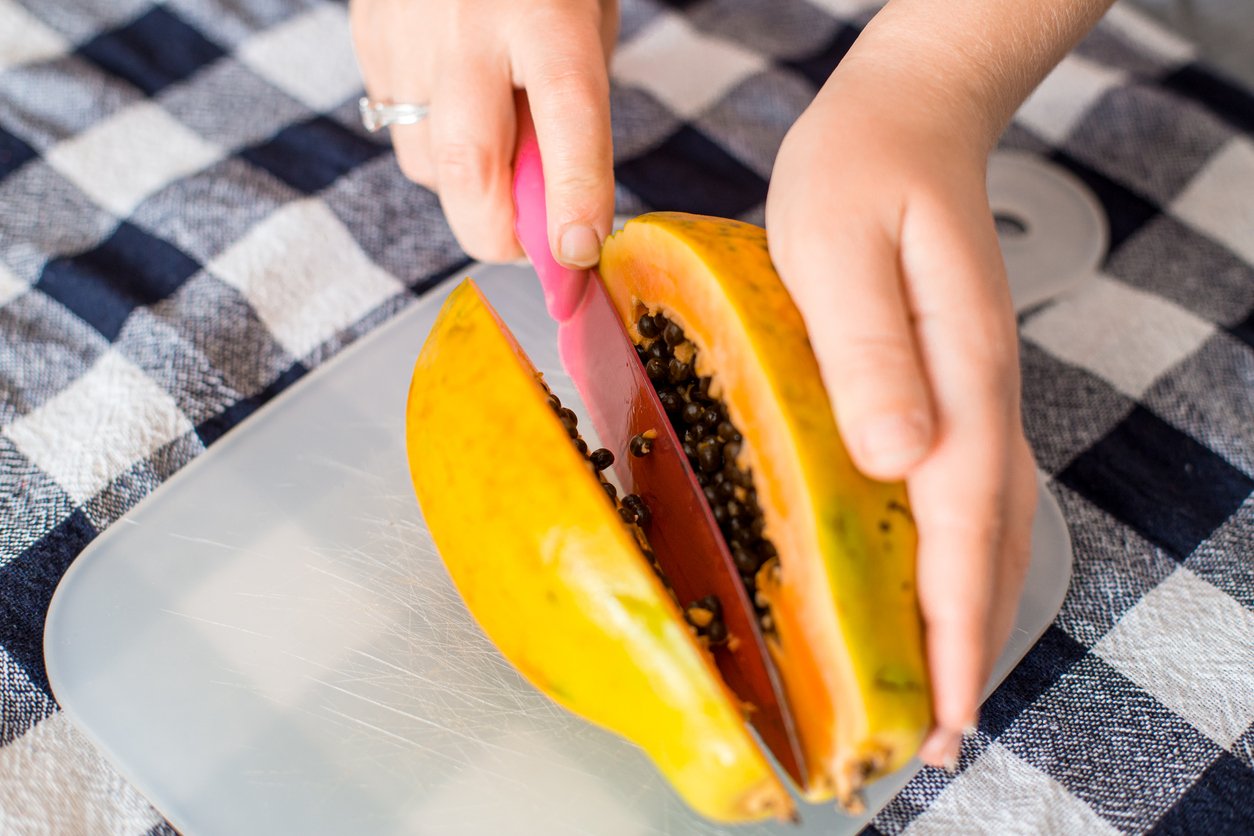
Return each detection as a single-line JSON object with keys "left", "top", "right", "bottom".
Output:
{"left": 511, "top": 101, "right": 805, "bottom": 787}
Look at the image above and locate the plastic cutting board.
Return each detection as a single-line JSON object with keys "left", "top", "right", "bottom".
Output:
{"left": 45, "top": 263, "right": 1073, "bottom": 835}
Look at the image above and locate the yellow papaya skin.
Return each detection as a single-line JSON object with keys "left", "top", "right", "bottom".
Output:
{"left": 600, "top": 213, "right": 932, "bottom": 806}
{"left": 405, "top": 280, "right": 794, "bottom": 824}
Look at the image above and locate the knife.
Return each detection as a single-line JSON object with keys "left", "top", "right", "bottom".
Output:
{"left": 510, "top": 98, "right": 806, "bottom": 787}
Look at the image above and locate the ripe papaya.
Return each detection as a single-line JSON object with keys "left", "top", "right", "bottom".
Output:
{"left": 405, "top": 213, "right": 931, "bottom": 820}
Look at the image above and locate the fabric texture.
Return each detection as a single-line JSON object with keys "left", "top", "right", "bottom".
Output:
{"left": 0, "top": 0, "right": 1251, "bottom": 833}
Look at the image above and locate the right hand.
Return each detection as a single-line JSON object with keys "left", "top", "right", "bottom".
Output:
{"left": 350, "top": 0, "right": 619, "bottom": 266}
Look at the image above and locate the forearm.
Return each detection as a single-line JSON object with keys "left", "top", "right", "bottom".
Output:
{"left": 821, "top": 0, "right": 1115, "bottom": 153}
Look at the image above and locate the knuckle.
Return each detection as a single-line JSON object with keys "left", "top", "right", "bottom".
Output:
{"left": 434, "top": 139, "right": 495, "bottom": 189}
{"left": 836, "top": 333, "right": 922, "bottom": 387}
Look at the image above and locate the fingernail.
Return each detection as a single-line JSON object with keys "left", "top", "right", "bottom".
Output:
{"left": 859, "top": 413, "right": 930, "bottom": 474}
{"left": 558, "top": 224, "right": 600, "bottom": 268}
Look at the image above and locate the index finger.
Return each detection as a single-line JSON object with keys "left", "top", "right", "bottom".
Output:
{"left": 515, "top": 8, "right": 615, "bottom": 268}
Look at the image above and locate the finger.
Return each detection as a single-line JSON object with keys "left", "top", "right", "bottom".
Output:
{"left": 771, "top": 217, "right": 935, "bottom": 480}
{"left": 516, "top": 10, "right": 615, "bottom": 268}
{"left": 900, "top": 189, "right": 1021, "bottom": 768}
{"left": 430, "top": 54, "right": 524, "bottom": 262}
{"left": 349, "top": 0, "right": 435, "bottom": 188}
{"left": 989, "top": 439, "right": 1038, "bottom": 651}
{"left": 912, "top": 431, "right": 1005, "bottom": 768}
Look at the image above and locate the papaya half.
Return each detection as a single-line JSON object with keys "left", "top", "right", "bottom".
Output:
{"left": 405, "top": 213, "right": 931, "bottom": 822}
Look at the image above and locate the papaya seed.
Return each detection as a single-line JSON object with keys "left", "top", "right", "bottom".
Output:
{"left": 659, "top": 390, "right": 683, "bottom": 414}
{"left": 668, "top": 358, "right": 693, "bottom": 385}
{"left": 716, "top": 421, "right": 741, "bottom": 443}
{"left": 602, "top": 481, "right": 618, "bottom": 501}
{"left": 629, "top": 433, "right": 654, "bottom": 457}
{"left": 623, "top": 494, "right": 651, "bottom": 527}
{"left": 663, "top": 321, "right": 686, "bottom": 347}
{"left": 706, "top": 618, "right": 728, "bottom": 645}
{"left": 682, "top": 402, "right": 705, "bottom": 425}
{"left": 574, "top": 438, "right": 588, "bottom": 455}
{"left": 590, "top": 448, "right": 615, "bottom": 471}
{"left": 648, "top": 340, "right": 671, "bottom": 362}
{"left": 645, "top": 357, "right": 668, "bottom": 382}
{"left": 637, "top": 313, "right": 660, "bottom": 339}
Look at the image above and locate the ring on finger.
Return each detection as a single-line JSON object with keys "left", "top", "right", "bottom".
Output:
{"left": 359, "top": 97, "right": 430, "bottom": 132}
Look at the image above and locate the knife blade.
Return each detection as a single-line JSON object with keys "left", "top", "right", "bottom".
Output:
{"left": 510, "top": 100, "right": 805, "bottom": 788}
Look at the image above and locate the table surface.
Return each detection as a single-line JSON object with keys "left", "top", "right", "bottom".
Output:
{"left": 0, "top": 1, "right": 1251, "bottom": 834}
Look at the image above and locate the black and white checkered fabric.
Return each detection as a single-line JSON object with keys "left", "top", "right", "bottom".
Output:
{"left": 0, "top": 0, "right": 1250, "bottom": 832}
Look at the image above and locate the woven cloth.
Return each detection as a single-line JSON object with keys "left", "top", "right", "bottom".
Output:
{"left": 0, "top": 0, "right": 1251, "bottom": 832}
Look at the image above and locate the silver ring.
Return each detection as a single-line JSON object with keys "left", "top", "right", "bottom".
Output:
{"left": 359, "top": 97, "right": 430, "bottom": 132}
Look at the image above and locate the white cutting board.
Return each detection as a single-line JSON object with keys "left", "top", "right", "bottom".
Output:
{"left": 45, "top": 264, "right": 1073, "bottom": 835}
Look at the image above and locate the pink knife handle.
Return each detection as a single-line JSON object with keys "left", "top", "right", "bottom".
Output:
{"left": 512, "top": 100, "right": 588, "bottom": 323}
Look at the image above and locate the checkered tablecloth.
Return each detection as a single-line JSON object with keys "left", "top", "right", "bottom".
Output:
{"left": 0, "top": 0, "right": 1250, "bottom": 833}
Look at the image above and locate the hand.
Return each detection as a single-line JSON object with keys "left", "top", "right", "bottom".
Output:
{"left": 766, "top": 67, "right": 1038, "bottom": 769}
{"left": 349, "top": 0, "right": 618, "bottom": 266}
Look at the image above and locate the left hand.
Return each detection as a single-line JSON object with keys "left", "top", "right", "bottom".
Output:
{"left": 766, "top": 65, "right": 1039, "bottom": 769}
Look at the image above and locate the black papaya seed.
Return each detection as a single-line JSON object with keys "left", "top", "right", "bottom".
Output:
{"left": 723, "top": 440, "right": 742, "bottom": 462}
{"left": 700, "top": 408, "right": 721, "bottom": 429}
{"left": 668, "top": 358, "right": 692, "bottom": 385}
{"left": 645, "top": 357, "right": 668, "bottom": 382}
{"left": 559, "top": 407, "right": 578, "bottom": 426}
{"left": 647, "top": 340, "right": 671, "bottom": 361}
{"left": 697, "top": 438, "right": 722, "bottom": 473}
{"left": 732, "top": 543, "right": 760, "bottom": 574}
{"left": 707, "top": 618, "right": 728, "bottom": 645}
{"left": 618, "top": 506, "right": 637, "bottom": 525}
{"left": 682, "top": 441, "right": 698, "bottom": 460}
{"left": 602, "top": 481, "right": 617, "bottom": 500}
{"left": 623, "top": 494, "right": 651, "bottom": 526}
{"left": 573, "top": 438, "right": 588, "bottom": 455}
{"left": 589, "top": 448, "right": 614, "bottom": 471}
{"left": 659, "top": 390, "right": 683, "bottom": 414}
{"left": 637, "top": 313, "right": 659, "bottom": 339}
{"left": 681, "top": 402, "right": 704, "bottom": 426}
{"left": 662, "top": 321, "right": 685, "bottom": 347}
{"left": 715, "top": 421, "right": 740, "bottom": 443}
{"left": 628, "top": 433, "right": 654, "bottom": 457}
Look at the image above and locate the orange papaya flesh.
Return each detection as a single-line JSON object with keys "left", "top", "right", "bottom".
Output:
{"left": 405, "top": 279, "right": 795, "bottom": 824}
{"left": 600, "top": 213, "right": 932, "bottom": 807}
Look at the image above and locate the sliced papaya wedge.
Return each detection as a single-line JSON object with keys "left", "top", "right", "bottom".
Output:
{"left": 599, "top": 213, "right": 931, "bottom": 805}
{"left": 405, "top": 279, "right": 795, "bottom": 824}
